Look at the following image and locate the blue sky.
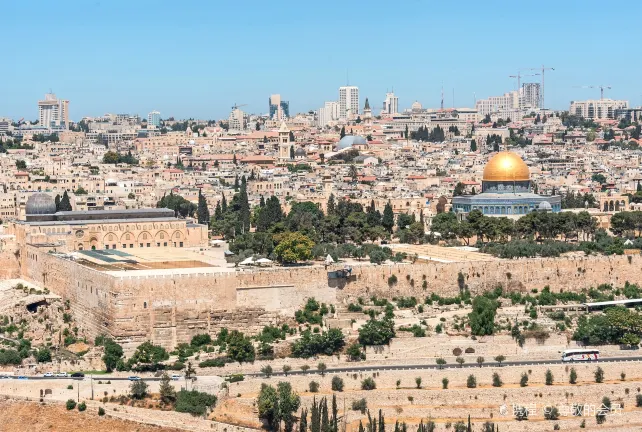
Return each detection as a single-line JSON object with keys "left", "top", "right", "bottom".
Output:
{"left": 1, "top": 0, "right": 640, "bottom": 121}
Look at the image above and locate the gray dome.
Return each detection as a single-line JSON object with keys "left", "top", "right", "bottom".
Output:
{"left": 26, "top": 193, "right": 57, "bottom": 215}
{"left": 337, "top": 135, "right": 367, "bottom": 150}
{"left": 295, "top": 147, "right": 306, "bottom": 156}
{"left": 538, "top": 201, "right": 552, "bottom": 211}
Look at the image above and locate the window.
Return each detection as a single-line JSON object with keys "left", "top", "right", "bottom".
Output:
{"left": 139, "top": 243, "right": 143, "bottom": 248}
{"left": 122, "top": 244, "right": 126, "bottom": 248}
{"left": 157, "top": 243, "right": 160, "bottom": 247}
{"left": 179, "top": 242, "right": 183, "bottom": 247}
{"left": 147, "top": 243, "right": 151, "bottom": 247}
{"left": 130, "top": 244, "right": 133, "bottom": 248}
{"left": 164, "top": 242, "right": 167, "bottom": 247}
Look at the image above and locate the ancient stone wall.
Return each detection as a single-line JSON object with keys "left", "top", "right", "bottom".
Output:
{"left": 20, "top": 249, "right": 642, "bottom": 350}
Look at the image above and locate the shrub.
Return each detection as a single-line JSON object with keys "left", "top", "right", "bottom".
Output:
{"left": 514, "top": 405, "right": 528, "bottom": 421}
{"left": 594, "top": 367, "right": 604, "bottom": 383}
{"left": 545, "top": 369, "right": 554, "bottom": 385}
{"left": 190, "top": 333, "right": 212, "bottom": 347}
{"left": 67, "top": 385, "right": 73, "bottom": 390}
{"left": 78, "top": 402, "right": 86, "bottom": 412}
{"left": 621, "top": 372, "right": 626, "bottom": 381}
{"left": 331, "top": 376, "right": 344, "bottom": 392}
{"left": 261, "top": 365, "right": 273, "bottom": 378}
{"left": 466, "top": 375, "right": 477, "bottom": 388}
{"left": 569, "top": 367, "right": 577, "bottom": 384}
{"left": 225, "top": 374, "right": 244, "bottom": 383}
{"left": 492, "top": 373, "right": 502, "bottom": 387}
{"left": 66, "top": 399, "right": 76, "bottom": 410}
{"left": 199, "top": 358, "right": 226, "bottom": 368}
{"left": 351, "top": 398, "right": 367, "bottom": 414}
{"left": 415, "top": 377, "right": 422, "bottom": 389}
{"left": 442, "top": 378, "right": 449, "bottom": 389}
{"left": 520, "top": 373, "right": 529, "bottom": 387}
{"left": 361, "top": 377, "right": 376, "bottom": 390}
{"left": 175, "top": 390, "right": 217, "bottom": 416}
{"left": 388, "top": 275, "right": 398, "bottom": 286}
{"left": 544, "top": 406, "right": 559, "bottom": 420}
{"left": 636, "top": 394, "right": 642, "bottom": 407}
{"left": 98, "top": 407, "right": 105, "bottom": 416}
{"left": 309, "top": 381, "right": 319, "bottom": 393}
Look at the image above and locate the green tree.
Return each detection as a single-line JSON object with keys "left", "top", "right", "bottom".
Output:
{"left": 15, "top": 160, "right": 27, "bottom": 170}
{"left": 274, "top": 232, "right": 314, "bottom": 264}
{"left": 545, "top": 369, "right": 554, "bottom": 385}
{"left": 101, "top": 338, "right": 123, "bottom": 372}
{"left": 470, "top": 139, "right": 477, "bottom": 152}
{"left": 569, "top": 367, "right": 577, "bottom": 384}
{"left": 340, "top": 126, "right": 346, "bottom": 139}
{"left": 227, "top": 330, "right": 255, "bottom": 363}
{"left": 58, "top": 191, "right": 72, "bottom": 211}
{"left": 159, "top": 372, "right": 177, "bottom": 404}
{"left": 358, "top": 318, "right": 395, "bottom": 346}
{"left": 453, "top": 182, "right": 465, "bottom": 197}
{"left": 175, "top": 389, "right": 217, "bottom": 416}
{"left": 382, "top": 201, "right": 394, "bottom": 233}
{"left": 197, "top": 189, "right": 210, "bottom": 225}
{"left": 129, "top": 379, "right": 149, "bottom": 399}
{"left": 468, "top": 296, "right": 498, "bottom": 335}
{"left": 594, "top": 367, "right": 604, "bottom": 383}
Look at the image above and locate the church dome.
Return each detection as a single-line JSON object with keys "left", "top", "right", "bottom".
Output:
{"left": 411, "top": 101, "right": 422, "bottom": 111}
{"left": 337, "top": 135, "right": 367, "bottom": 150}
{"left": 538, "top": 201, "right": 552, "bottom": 211}
{"left": 483, "top": 151, "right": 530, "bottom": 182}
{"left": 295, "top": 147, "right": 306, "bottom": 156}
{"left": 26, "top": 193, "right": 57, "bottom": 215}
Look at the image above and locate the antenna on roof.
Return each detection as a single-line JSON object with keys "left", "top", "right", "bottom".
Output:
{"left": 441, "top": 84, "right": 444, "bottom": 110}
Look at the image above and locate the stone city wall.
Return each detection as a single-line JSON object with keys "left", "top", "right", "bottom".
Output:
{"left": 20, "top": 249, "right": 642, "bottom": 350}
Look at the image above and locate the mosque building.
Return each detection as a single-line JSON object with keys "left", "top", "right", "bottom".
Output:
{"left": 452, "top": 151, "right": 561, "bottom": 217}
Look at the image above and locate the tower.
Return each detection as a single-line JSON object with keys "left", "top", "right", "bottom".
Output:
{"left": 363, "top": 98, "right": 372, "bottom": 126}
{"left": 278, "top": 121, "right": 292, "bottom": 160}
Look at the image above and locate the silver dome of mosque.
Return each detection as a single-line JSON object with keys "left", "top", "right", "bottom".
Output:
{"left": 25, "top": 193, "right": 57, "bottom": 215}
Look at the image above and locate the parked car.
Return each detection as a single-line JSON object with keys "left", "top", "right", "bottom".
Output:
{"left": 128, "top": 376, "right": 141, "bottom": 381}
{"left": 171, "top": 374, "right": 182, "bottom": 381}
{"left": 43, "top": 372, "right": 54, "bottom": 377}
{"left": 55, "top": 372, "right": 68, "bottom": 377}
{"left": 17, "top": 376, "right": 28, "bottom": 380}
{"left": 71, "top": 372, "right": 84, "bottom": 378}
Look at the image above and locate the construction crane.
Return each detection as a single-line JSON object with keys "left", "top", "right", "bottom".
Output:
{"left": 509, "top": 72, "right": 540, "bottom": 92}
{"left": 574, "top": 85, "right": 612, "bottom": 100}
{"left": 526, "top": 65, "right": 554, "bottom": 109}
{"left": 231, "top": 103, "right": 247, "bottom": 110}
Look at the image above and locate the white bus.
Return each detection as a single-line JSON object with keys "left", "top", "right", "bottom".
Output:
{"left": 562, "top": 349, "right": 600, "bottom": 362}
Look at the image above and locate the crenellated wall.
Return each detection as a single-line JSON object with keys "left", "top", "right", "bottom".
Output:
{"left": 20, "top": 247, "right": 642, "bottom": 350}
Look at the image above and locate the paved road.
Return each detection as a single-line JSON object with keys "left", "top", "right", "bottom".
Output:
{"left": 4, "top": 356, "right": 642, "bottom": 381}
{"left": 246, "top": 356, "right": 642, "bottom": 377}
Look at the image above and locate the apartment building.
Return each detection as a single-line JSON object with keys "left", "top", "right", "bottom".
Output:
{"left": 570, "top": 99, "right": 629, "bottom": 120}
{"left": 339, "top": 86, "right": 359, "bottom": 120}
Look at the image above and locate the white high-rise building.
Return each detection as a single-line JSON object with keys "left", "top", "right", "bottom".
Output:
{"left": 569, "top": 99, "right": 629, "bottom": 120}
{"left": 38, "top": 93, "right": 69, "bottom": 129}
{"left": 317, "top": 101, "right": 340, "bottom": 127}
{"left": 520, "top": 83, "right": 540, "bottom": 110}
{"left": 339, "top": 86, "right": 359, "bottom": 120}
{"left": 382, "top": 92, "right": 399, "bottom": 115}
{"left": 148, "top": 110, "right": 161, "bottom": 127}
{"left": 228, "top": 108, "right": 247, "bottom": 131}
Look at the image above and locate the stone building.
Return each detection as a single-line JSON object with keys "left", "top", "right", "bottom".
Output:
{"left": 7, "top": 192, "right": 207, "bottom": 251}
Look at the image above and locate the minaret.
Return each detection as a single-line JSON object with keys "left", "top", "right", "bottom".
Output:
{"left": 278, "top": 121, "right": 292, "bottom": 160}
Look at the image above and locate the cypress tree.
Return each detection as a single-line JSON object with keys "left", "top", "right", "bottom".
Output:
{"left": 470, "top": 139, "right": 477, "bottom": 152}
{"left": 321, "top": 398, "right": 329, "bottom": 432}
{"left": 197, "top": 189, "right": 210, "bottom": 225}
{"left": 221, "top": 193, "right": 227, "bottom": 214}
{"left": 382, "top": 201, "right": 394, "bottom": 233}
{"left": 59, "top": 191, "right": 72, "bottom": 211}
{"left": 238, "top": 184, "right": 251, "bottom": 234}
{"left": 327, "top": 194, "right": 336, "bottom": 215}
{"left": 260, "top": 196, "right": 266, "bottom": 207}
{"left": 234, "top": 175, "right": 240, "bottom": 191}
{"left": 290, "top": 145, "right": 295, "bottom": 159}
{"left": 300, "top": 408, "right": 308, "bottom": 432}
{"left": 311, "top": 398, "right": 320, "bottom": 432}
{"left": 214, "top": 201, "right": 222, "bottom": 221}
{"left": 340, "top": 126, "right": 346, "bottom": 139}
{"left": 377, "top": 410, "right": 385, "bottom": 432}
{"left": 54, "top": 194, "right": 61, "bottom": 212}
{"left": 331, "top": 395, "right": 338, "bottom": 432}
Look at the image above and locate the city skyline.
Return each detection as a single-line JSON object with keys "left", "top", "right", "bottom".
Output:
{"left": 1, "top": 0, "right": 641, "bottom": 121}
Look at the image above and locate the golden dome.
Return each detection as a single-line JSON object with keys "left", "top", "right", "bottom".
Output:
{"left": 483, "top": 151, "right": 530, "bottom": 182}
